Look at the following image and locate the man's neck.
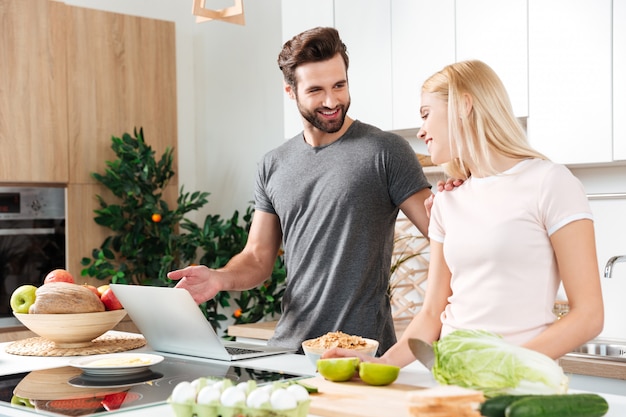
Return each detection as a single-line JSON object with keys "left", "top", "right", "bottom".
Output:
{"left": 303, "top": 117, "right": 354, "bottom": 147}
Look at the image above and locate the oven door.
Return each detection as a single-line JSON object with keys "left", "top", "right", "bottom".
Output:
{"left": 0, "top": 187, "right": 66, "bottom": 327}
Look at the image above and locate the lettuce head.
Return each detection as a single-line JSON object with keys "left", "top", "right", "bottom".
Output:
{"left": 432, "top": 329, "right": 569, "bottom": 397}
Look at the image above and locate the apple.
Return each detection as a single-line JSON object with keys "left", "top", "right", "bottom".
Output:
{"left": 101, "top": 287, "right": 123, "bottom": 310}
{"left": 10, "top": 285, "right": 38, "bottom": 313}
{"left": 97, "top": 284, "right": 110, "bottom": 297}
{"left": 11, "top": 395, "right": 34, "bottom": 408}
{"left": 44, "top": 269, "right": 75, "bottom": 284}
{"left": 82, "top": 284, "right": 100, "bottom": 298}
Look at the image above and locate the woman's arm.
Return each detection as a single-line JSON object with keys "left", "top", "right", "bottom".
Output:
{"left": 523, "top": 219, "right": 604, "bottom": 359}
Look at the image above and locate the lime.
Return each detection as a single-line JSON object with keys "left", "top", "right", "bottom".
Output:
{"left": 317, "top": 357, "right": 360, "bottom": 382}
{"left": 358, "top": 362, "right": 400, "bottom": 386}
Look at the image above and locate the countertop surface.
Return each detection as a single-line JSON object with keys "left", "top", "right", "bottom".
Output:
{"left": 2, "top": 331, "right": 626, "bottom": 416}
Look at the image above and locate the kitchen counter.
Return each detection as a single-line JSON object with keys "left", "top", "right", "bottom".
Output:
{"left": 2, "top": 331, "right": 626, "bottom": 416}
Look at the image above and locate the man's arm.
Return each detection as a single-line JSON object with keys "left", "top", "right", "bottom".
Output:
{"left": 168, "top": 211, "right": 283, "bottom": 304}
{"left": 399, "top": 188, "right": 433, "bottom": 239}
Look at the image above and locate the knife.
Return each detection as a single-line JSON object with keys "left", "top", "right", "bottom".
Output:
{"left": 408, "top": 338, "right": 435, "bottom": 370}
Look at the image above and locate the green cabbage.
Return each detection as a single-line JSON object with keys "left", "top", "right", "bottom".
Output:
{"left": 432, "top": 329, "right": 569, "bottom": 397}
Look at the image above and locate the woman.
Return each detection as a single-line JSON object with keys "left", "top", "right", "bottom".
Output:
{"left": 325, "top": 60, "right": 603, "bottom": 367}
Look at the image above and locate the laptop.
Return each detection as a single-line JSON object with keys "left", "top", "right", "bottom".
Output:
{"left": 110, "top": 284, "right": 295, "bottom": 361}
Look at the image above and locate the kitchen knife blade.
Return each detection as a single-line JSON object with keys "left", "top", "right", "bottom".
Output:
{"left": 408, "top": 338, "right": 435, "bottom": 370}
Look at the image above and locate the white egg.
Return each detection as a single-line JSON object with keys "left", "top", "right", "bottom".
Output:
{"left": 270, "top": 388, "right": 297, "bottom": 410}
{"left": 246, "top": 388, "right": 270, "bottom": 408}
{"left": 211, "top": 380, "right": 227, "bottom": 392}
{"left": 236, "top": 381, "right": 249, "bottom": 392}
{"left": 257, "top": 384, "right": 274, "bottom": 393}
{"left": 171, "top": 381, "right": 196, "bottom": 403}
{"left": 220, "top": 386, "right": 246, "bottom": 407}
{"left": 286, "top": 384, "right": 310, "bottom": 402}
{"left": 190, "top": 377, "right": 208, "bottom": 392}
{"left": 196, "top": 386, "right": 221, "bottom": 405}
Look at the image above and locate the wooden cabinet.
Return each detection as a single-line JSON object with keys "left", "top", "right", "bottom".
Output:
{"left": 527, "top": 0, "right": 612, "bottom": 164}
{"left": 64, "top": 6, "right": 177, "bottom": 280}
{"left": 1, "top": 1, "right": 177, "bottom": 283}
{"left": 0, "top": 0, "right": 69, "bottom": 183}
{"left": 456, "top": 0, "right": 528, "bottom": 117}
{"left": 614, "top": 0, "right": 626, "bottom": 161}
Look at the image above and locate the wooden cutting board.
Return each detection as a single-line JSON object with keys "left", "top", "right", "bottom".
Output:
{"left": 300, "top": 376, "right": 426, "bottom": 417}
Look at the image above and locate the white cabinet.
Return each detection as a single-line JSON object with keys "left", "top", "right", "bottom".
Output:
{"left": 390, "top": 0, "right": 455, "bottom": 130}
{"left": 527, "top": 0, "right": 612, "bottom": 164}
{"left": 335, "top": 0, "right": 393, "bottom": 131}
{"left": 614, "top": 0, "right": 626, "bottom": 161}
{"left": 455, "top": 0, "right": 528, "bottom": 118}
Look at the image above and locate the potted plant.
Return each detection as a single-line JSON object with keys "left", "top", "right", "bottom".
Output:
{"left": 80, "top": 128, "right": 285, "bottom": 332}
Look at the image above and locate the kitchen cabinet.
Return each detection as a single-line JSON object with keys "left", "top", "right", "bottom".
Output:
{"left": 334, "top": 0, "right": 393, "bottom": 131}
{"left": 614, "top": 0, "right": 626, "bottom": 161}
{"left": 527, "top": 0, "right": 612, "bottom": 164}
{"left": 0, "top": 0, "right": 69, "bottom": 183}
{"left": 390, "top": 0, "right": 455, "bottom": 130}
{"left": 455, "top": 0, "right": 528, "bottom": 118}
{"left": 64, "top": 6, "right": 178, "bottom": 280}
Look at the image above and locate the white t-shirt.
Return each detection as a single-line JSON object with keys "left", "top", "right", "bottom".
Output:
{"left": 429, "top": 158, "right": 592, "bottom": 345}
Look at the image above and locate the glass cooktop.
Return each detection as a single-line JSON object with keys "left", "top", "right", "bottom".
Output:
{"left": 0, "top": 355, "right": 304, "bottom": 416}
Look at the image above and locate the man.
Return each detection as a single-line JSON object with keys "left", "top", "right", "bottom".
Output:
{"left": 168, "top": 27, "right": 432, "bottom": 354}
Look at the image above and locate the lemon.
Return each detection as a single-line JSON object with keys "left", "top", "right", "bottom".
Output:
{"left": 358, "top": 362, "right": 400, "bottom": 386}
{"left": 317, "top": 357, "right": 360, "bottom": 382}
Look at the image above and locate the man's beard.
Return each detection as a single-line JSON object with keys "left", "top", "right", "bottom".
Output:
{"left": 297, "top": 99, "right": 351, "bottom": 134}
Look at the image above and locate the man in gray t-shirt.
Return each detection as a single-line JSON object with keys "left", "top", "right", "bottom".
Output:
{"left": 169, "top": 27, "right": 432, "bottom": 355}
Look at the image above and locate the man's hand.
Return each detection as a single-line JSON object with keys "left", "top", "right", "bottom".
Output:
{"left": 424, "top": 178, "right": 464, "bottom": 218}
{"left": 167, "top": 265, "right": 221, "bottom": 305}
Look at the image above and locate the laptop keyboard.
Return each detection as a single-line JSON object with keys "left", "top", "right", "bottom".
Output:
{"left": 225, "top": 346, "right": 261, "bottom": 355}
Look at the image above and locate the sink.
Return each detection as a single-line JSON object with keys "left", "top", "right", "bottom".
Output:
{"left": 566, "top": 339, "right": 626, "bottom": 362}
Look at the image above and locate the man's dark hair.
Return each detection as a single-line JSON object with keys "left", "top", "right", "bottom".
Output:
{"left": 277, "top": 27, "right": 349, "bottom": 88}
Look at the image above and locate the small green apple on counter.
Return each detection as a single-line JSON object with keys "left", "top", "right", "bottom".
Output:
{"left": 11, "top": 395, "right": 34, "bottom": 408}
{"left": 9, "top": 285, "right": 38, "bottom": 314}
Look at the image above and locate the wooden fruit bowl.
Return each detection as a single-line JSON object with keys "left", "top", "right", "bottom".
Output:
{"left": 13, "top": 310, "right": 127, "bottom": 348}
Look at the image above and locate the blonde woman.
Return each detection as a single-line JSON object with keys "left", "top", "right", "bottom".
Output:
{"left": 326, "top": 60, "right": 603, "bottom": 366}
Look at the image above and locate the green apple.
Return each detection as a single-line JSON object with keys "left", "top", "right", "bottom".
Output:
{"left": 11, "top": 395, "right": 34, "bottom": 408}
{"left": 10, "top": 285, "right": 38, "bottom": 313}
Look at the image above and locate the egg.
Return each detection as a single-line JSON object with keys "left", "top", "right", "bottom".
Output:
{"left": 270, "top": 388, "right": 297, "bottom": 410}
{"left": 171, "top": 381, "right": 197, "bottom": 403}
{"left": 286, "top": 384, "right": 310, "bottom": 402}
{"left": 246, "top": 388, "right": 271, "bottom": 408}
{"left": 196, "top": 386, "right": 221, "bottom": 405}
{"left": 211, "top": 379, "right": 228, "bottom": 392}
{"left": 190, "top": 377, "right": 208, "bottom": 392}
{"left": 220, "top": 386, "right": 246, "bottom": 407}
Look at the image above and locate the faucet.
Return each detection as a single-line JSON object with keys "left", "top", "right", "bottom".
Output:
{"left": 604, "top": 255, "right": 626, "bottom": 278}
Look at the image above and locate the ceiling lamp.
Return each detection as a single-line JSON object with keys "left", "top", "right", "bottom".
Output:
{"left": 192, "top": 0, "right": 245, "bottom": 25}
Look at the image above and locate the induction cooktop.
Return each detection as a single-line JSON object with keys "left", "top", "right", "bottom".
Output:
{"left": 0, "top": 355, "right": 305, "bottom": 416}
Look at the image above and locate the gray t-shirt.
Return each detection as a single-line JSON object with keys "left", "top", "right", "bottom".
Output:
{"left": 255, "top": 120, "right": 431, "bottom": 354}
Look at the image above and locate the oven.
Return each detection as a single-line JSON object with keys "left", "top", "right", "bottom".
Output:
{"left": 0, "top": 186, "right": 66, "bottom": 326}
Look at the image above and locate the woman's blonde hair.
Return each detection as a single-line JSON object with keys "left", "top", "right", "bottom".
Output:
{"left": 422, "top": 60, "right": 547, "bottom": 179}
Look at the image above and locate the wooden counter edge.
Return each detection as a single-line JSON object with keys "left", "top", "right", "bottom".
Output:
{"left": 559, "top": 355, "right": 626, "bottom": 380}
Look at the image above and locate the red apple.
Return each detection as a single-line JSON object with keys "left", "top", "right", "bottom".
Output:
{"left": 82, "top": 284, "right": 100, "bottom": 298}
{"left": 44, "top": 269, "right": 75, "bottom": 285}
{"left": 101, "top": 287, "right": 123, "bottom": 310}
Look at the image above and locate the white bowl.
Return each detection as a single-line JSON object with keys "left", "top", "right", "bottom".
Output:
{"left": 302, "top": 336, "right": 379, "bottom": 367}
{"left": 14, "top": 310, "right": 127, "bottom": 348}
